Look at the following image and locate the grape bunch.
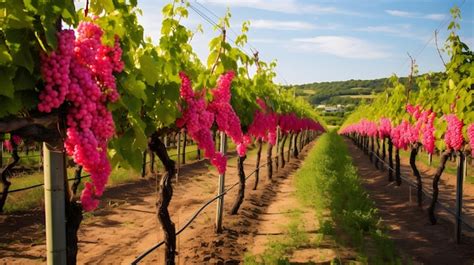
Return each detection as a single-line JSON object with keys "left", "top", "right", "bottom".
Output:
{"left": 38, "top": 21, "right": 124, "bottom": 211}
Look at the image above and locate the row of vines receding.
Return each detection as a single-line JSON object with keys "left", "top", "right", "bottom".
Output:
{"left": 0, "top": 0, "right": 324, "bottom": 264}
{"left": 339, "top": 6, "right": 472, "bottom": 227}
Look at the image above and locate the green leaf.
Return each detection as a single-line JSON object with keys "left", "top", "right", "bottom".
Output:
{"left": 127, "top": 113, "right": 148, "bottom": 151}
{"left": 42, "top": 18, "right": 58, "bottom": 50}
{"left": 456, "top": 100, "right": 465, "bottom": 114}
{"left": 162, "top": 4, "right": 173, "bottom": 17}
{"left": 448, "top": 79, "right": 455, "bottom": 90}
{"left": 0, "top": 68, "right": 15, "bottom": 98}
{"left": 120, "top": 94, "right": 142, "bottom": 113}
{"left": 6, "top": 9, "right": 34, "bottom": 29}
{"left": 5, "top": 29, "right": 34, "bottom": 73}
{"left": 91, "top": 0, "right": 115, "bottom": 14}
{"left": 139, "top": 53, "right": 160, "bottom": 86}
{"left": 13, "top": 67, "right": 35, "bottom": 91}
{"left": 0, "top": 44, "right": 12, "bottom": 64}
{"left": 154, "top": 100, "right": 178, "bottom": 127}
{"left": 123, "top": 75, "right": 147, "bottom": 101}
{"left": 163, "top": 82, "right": 180, "bottom": 102}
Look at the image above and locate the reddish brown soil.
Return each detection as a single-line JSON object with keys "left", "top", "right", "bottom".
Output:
{"left": 0, "top": 143, "right": 313, "bottom": 264}
{"left": 346, "top": 138, "right": 474, "bottom": 264}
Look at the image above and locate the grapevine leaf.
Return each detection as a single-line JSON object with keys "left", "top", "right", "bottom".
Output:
{"left": 5, "top": 29, "right": 34, "bottom": 73}
{"left": 12, "top": 67, "right": 35, "bottom": 91}
{"left": 207, "top": 51, "right": 218, "bottom": 69}
{"left": 154, "top": 99, "right": 179, "bottom": 127}
{"left": 0, "top": 67, "right": 15, "bottom": 98}
{"left": 128, "top": 113, "right": 148, "bottom": 151}
{"left": 448, "top": 79, "right": 455, "bottom": 90}
{"left": 123, "top": 75, "right": 147, "bottom": 101}
{"left": 0, "top": 44, "right": 12, "bottom": 64}
{"left": 0, "top": 96, "right": 20, "bottom": 117}
{"left": 139, "top": 54, "right": 160, "bottom": 86}
{"left": 6, "top": 10, "right": 34, "bottom": 29}
{"left": 42, "top": 18, "right": 58, "bottom": 50}
{"left": 164, "top": 82, "right": 180, "bottom": 101}
{"left": 120, "top": 94, "right": 142, "bottom": 113}
{"left": 91, "top": 0, "right": 115, "bottom": 14}
{"left": 162, "top": 4, "right": 173, "bottom": 16}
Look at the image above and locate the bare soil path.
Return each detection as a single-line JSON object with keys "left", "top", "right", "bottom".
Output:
{"left": 247, "top": 156, "right": 358, "bottom": 264}
{"left": 346, "top": 138, "right": 474, "bottom": 264}
{"left": 0, "top": 141, "right": 313, "bottom": 264}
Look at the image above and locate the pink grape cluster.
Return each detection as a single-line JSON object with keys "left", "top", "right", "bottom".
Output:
{"left": 177, "top": 73, "right": 323, "bottom": 173}
{"left": 279, "top": 113, "right": 299, "bottom": 134}
{"left": 406, "top": 104, "right": 422, "bottom": 120}
{"left": 406, "top": 104, "right": 436, "bottom": 154}
{"left": 208, "top": 72, "right": 247, "bottom": 157}
{"left": 176, "top": 72, "right": 227, "bottom": 174}
{"left": 12, "top": 135, "right": 22, "bottom": 145}
{"left": 339, "top": 119, "right": 377, "bottom": 137}
{"left": 4, "top": 135, "right": 23, "bottom": 152}
{"left": 468, "top": 124, "right": 474, "bottom": 156}
{"left": 444, "top": 114, "right": 464, "bottom": 151}
{"left": 248, "top": 99, "right": 279, "bottom": 145}
{"left": 418, "top": 109, "right": 436, "bottom": 154}
{"left": 340, "top": 104, "right": 471, "bottom": 156}
{"left": 38, "top": 22, "right": 124, "bottom": 211}
{"left": 38, "top": 30, "right": 75, "bottom": 112}
{"left": 377, "top": 118, "right": 392, "bottom": 138}
{"left": 279, "top": 113, "right": 323, "bottom": 136}
{"left": 3, "top": 140, "right": 12, "bottom": 152}
{"left": 390, "top": 120, "right": 419, "bottom": 150}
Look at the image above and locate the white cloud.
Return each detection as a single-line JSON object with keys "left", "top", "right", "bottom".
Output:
{"left": 423, "top": 14, "right": 446, "bottom": 21}
{"left": 357, "top": 24, "right": 427, "bottom": 41}
{"left": 250, "top": 19, "right": 315, "bottom": 30}
{"left": 292, "top": 36, "right": 390, "bottom": 59}
{"left": 199, "top": 0, "right": 361, "bottom": 16}
{"left": 386, "top": 9, "right": 447, "bottom": 21}
{"left": 359, "top": 25, "right": 408, "bottom": 34}
{"left": 386, "top": 9, "right": 416, "bottom": 18}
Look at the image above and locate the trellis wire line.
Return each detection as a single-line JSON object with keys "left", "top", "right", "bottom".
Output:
{"left": 131, "top": 144, "right": 303, "bottom": 264}
{"left": 189, "top": 2, "right": 254, "bottom": 58}
{"left": 368, "top": 149, "right": 473, "bottom": 231}
{"left": 189, "top": 2, "right": 293, "bottom": 86}
{"left": 396, "top": 0, "right": 466, "bottom": 73}
{"left": 188, "top": 3, "right": 220, "bottom": 28}
{"left": 0, "top": 174, "right": 91, "bottom": 196}
{"left": 192, "top": 0, "right": 258, "bottom": 56}
{"left": 2, "top": 147, "right": 199, "bottom": 195}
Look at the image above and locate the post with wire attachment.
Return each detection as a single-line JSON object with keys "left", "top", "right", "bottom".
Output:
{"left": 176, "top": 131, "right": 181, "bottom": 182}
{"left": 455, "top": 151, "right": 465, "bottom": 244}
{"left": 275, "top": 126, "right": 280, "bottom": 171}
{"left": 43, "top": 142, "right": 67, "bottom": 264}
{"left": 216, "top": 131, "right": 226, "bottom": 233}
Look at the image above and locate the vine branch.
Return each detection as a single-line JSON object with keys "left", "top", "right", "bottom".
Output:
{"left": 210, "top": 28, "right": 226, "bottom": 75}
{"left": 434, "top": 30, "right": 447, "bottom": 67}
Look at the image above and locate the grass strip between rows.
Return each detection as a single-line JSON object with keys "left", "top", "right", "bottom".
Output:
{"left": 296, "top": 132, "right": 401, "bottom": 264}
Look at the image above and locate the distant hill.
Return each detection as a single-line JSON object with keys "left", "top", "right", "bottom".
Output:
{"left": 289, "top": 73, "right": 443, "bottom": 127}
{"left": 291, "top": 74, "right": 442, "bottom": 106}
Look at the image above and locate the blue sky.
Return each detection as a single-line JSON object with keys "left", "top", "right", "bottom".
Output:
{"left": 137, "top": 0, "right": 473, "bottom": 85}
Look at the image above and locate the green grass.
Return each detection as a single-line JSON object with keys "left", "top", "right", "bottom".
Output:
{"left": 3, "top": 167, "right": 140, "bottom": 213}
{"left": 2, "top": 150, "right": 42, "bottom": 168}
{"left": 295, "top": 132, "right": 401, "bottom": 264}
{"left": 244, "top": 209, "right": 315, "bottom": 264}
